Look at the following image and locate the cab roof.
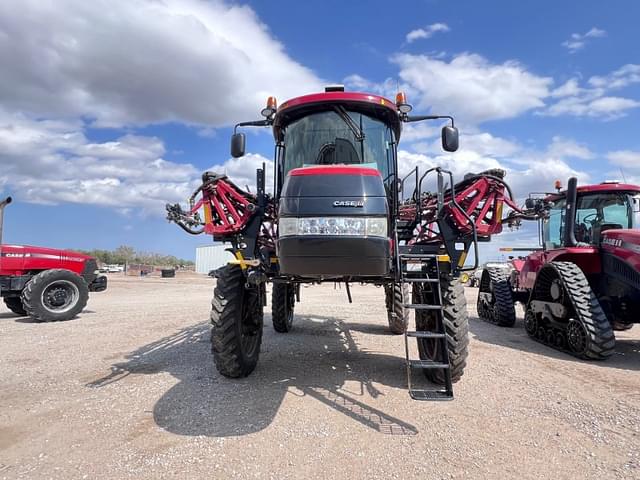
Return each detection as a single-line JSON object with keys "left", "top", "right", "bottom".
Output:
{"left": 272, "top": 91, "right": 402, "bottom": 142}
{"left": 547, "top": 182, "right": 640, "bottom": 201}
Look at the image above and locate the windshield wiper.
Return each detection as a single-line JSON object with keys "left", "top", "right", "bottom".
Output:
{"left": 333, "top": 106, "right": 365, "bottom": 142}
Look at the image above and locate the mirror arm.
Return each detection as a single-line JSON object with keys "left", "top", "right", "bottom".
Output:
{"left": 404, "top": 115, "right": 454, "bottom": 127}
{"left": 233, "top": 119, "right": 272, "bottom": 134}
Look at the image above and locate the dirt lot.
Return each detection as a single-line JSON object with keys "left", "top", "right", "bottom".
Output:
{"left": 1, "top": 274, "right": 638, "bottom": 479}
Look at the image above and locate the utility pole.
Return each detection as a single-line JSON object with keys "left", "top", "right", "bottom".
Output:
{"left": 0, "top": 196, "right": 12, "bottom": 244}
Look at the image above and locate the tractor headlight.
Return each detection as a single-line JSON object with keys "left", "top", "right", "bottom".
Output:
{"left": 278, "top": 217, "right": 387, "bottom": 238}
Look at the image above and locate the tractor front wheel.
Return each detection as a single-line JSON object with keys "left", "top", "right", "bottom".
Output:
{"left": 413, "top": 276, "right": 469, "bottom": 384}
{"left": 384, "top": 282, "right": 408, "bottom": 334}
{"left": 272, "top": 282, "right": 295, "bottom": 333}
{"left": 477, "top": 268, "right": 516, "bottom": 327}
{"left": 21, "top": 269, "right": 89, "bottom": 322}
{"left": 210, "top": 265, "right": 263, "bottom": 377}
{"left": 3, "top": 297, "right": 27, "bottom": 316}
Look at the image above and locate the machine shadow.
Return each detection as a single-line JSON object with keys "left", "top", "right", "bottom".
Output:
{"left": 469, "top": 311, "right": 640, "bottom": 371}
{"left": 88, "top": 314, "right": 419, "bottom": 437}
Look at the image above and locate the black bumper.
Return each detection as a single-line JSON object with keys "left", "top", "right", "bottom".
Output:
{"left": 89, "top": 275, "right": 108, "bottom": 292}
{"left": 277, "top": 236, "right": 390, "bottom": 278}
{"left": 0, "top": 275, "right": 31, "bottom": 295}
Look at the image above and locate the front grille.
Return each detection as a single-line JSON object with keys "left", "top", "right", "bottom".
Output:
{"left": 602, "top": 253, "right": 640, "bottom": 289}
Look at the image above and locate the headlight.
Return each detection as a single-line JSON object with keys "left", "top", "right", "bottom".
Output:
{"left": 278, "top": 217, "right": 387, "bottom": 238}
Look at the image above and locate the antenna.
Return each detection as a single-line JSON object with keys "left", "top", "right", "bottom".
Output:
{"left": 620, "top": 168, "right": 627, "bottom": 183}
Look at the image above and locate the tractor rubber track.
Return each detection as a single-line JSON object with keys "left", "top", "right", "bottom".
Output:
{"left": 477, "top": 267, "right": 516, "bottom": 327}
{"left": 525, "top": 261, "right": 615, "bottom": 360}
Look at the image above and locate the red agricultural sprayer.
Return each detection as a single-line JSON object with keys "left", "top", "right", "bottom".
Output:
{"left": 167, "top": 86, "right": 527, "bottom": 400}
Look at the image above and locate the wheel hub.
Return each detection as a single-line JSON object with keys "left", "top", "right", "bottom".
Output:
{"left": 549, "top": 279, "right": 564, "bottom": 302}
{"left": 566, "top": 320, "right": 587, "bottom": 354}
{"left": 48, "top": 288, "right": 68, "bottom": 307}
{"left": 524, "top": 310, "right": 537, "bottom": 335}
{"left": 41, "top": 280, "right": 79, "bottom": 313}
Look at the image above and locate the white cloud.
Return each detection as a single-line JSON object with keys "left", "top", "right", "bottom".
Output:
{"left": 342, "top": 74, "right": 401, "bottom": 98}
{"left": 397, "top": 133, "right": 591, "bottom": 206}
{"left": 405, "top": 23, "right": 450, "bottom": 43}
{"left": 408, "top": 131, "right": 520, "bottom": 158}
{"left": 546, "top": 136, "right": 594, "bottom": 160}
{"left": 606, "top": 150, "right": 640, "bottom": 171}
{"left": 0, "top": 111, "right": 200, "bottom": 214}
{"left": 392, "top": 53, "right": 553, "bottom": 124}
{"left": 0, "top": 110, "right": 277, "bottom": 216}
{"left": 562, "top": 27, "right": 606, "bottom": 53}
{"left": 0, "top": 0, "right": 323, "bottom": 128}
{"left": 588, "top": 64, "right": 640, "bottom": 89}
{"left": 544, "top": 64, "right": 640, "bottom": 119}
{"left": 551, "top": 78, "right": 583, "bottom": 98}
{"left": 546, "top": 95, "right": 640, "bottom": 119}
{"left": 210, "top": 153, "right": 274, "bottom": 193}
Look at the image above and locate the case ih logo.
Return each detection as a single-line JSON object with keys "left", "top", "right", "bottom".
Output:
{"left": 333, "top": 200, "right": 365, "bottom": 207}
{"left": 602, "top": 237, "right": 623, "bottom": 248}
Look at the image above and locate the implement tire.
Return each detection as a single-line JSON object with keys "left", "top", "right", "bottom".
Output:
{"left": 385, "top": 282, "right": 408, "bottom": 334}
{"left": 3, "top": 297, "right": 27, "bottom": 316}
{"left": 414, "top": 276, "right": 469, "bottom": 384}
{"left": 477, "top": 267, "right": 516, "bottom": 327}
{"left": 210, "top": 265, "right": 263, "bottom": 378}
{"left": 21, "top": 269, "right": 88, "bottom": 322}
{"left": 272, "top": 282, "right": 295, "bottom": 333}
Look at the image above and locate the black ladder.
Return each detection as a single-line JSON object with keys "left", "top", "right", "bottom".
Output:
{"left": 399, "top": 250, "right": 454, "bottom": 401}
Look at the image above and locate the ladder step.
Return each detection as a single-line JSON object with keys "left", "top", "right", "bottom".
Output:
{"left": 409, "top": 389, "right": 453, "bottom": 401}
{"left": 403, "top": 304, "right": 443, "bottom": 310}
{"left": 409, "top": 360, "right": 450, "bottom": 369}
{"left": 399, "top": 254, "right": 437, "bottom": 259}
{"left": 406, "top": 331, "right": 446, "bottom": 339}
{"left": 401, "top": 278, "right": 440, "bottom": 283}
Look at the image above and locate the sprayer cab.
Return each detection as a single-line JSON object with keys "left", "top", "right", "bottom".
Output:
{"left": 230, "top": 87, "right": 459, "bottom": 279}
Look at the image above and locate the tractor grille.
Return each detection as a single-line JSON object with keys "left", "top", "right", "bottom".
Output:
{"left": 602, "top": 253, "right": 640, "bottom": 290}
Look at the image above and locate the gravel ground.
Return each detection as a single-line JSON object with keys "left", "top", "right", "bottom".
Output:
{"left": 1, "top": 273, "right": 638, "bottom": 479}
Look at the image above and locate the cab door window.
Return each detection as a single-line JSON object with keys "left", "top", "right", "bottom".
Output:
{"left": 543, "top": 199, "right": 565, "bottom": 249}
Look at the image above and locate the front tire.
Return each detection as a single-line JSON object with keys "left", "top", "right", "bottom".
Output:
{"left": 3, "top": 297, "right": 27, "bottom": 316}
{"left": 272, "top": 282, "right": 295, "bottom": 333}
{"left": 384, "top": 282, "right": 408, "bottom": 334}
{"left": 21, "top": 269, "right": 89, "bottom": 322}
{"left": 477, "top": 267, "right": 516, "bottom": 327}
{"left": 210, "top": 265, "right": 263, "bottom": 378}
{"left": 413, "top": 276, "right": 469, "bottom": 384}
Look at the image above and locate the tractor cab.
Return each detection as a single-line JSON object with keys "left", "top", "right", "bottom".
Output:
{"left": 543, "top": 182, "right": 640, "bottom": 250}
{"left": 271, "top": 92, "right": 402, "bottom": 197}
{"left": 228, "top": 87, "right": 459, "bottom": 280}
{"left": 270, "top": 91, "right": 402, "bottom": 279}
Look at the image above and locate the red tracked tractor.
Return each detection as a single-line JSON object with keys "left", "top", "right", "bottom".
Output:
{"left": 167, "top": 86, "right": 522, "bottom": 400}
{"left": 477, "top": 178, "right": 640, "bottom": 359}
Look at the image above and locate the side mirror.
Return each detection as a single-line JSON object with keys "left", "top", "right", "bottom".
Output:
{"left": 525, "top": 198, "right": 535, "bottom": 209}
{"left": 441, "top": 126, "right": 459, "bottom": 152}
{"left": 230, "top": 133, "right": 246, "bottom": 158}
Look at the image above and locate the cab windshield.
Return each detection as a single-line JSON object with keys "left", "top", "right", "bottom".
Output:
{"left": 544, "top": 192, "right": 633, "bottom": 248}
{"left": 282, "top": 110, "right": 394, "bottom": 180}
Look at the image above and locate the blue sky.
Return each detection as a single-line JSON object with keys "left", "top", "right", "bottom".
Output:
{"left": 1, "top": 0, "right": 639, "bottom": 261}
